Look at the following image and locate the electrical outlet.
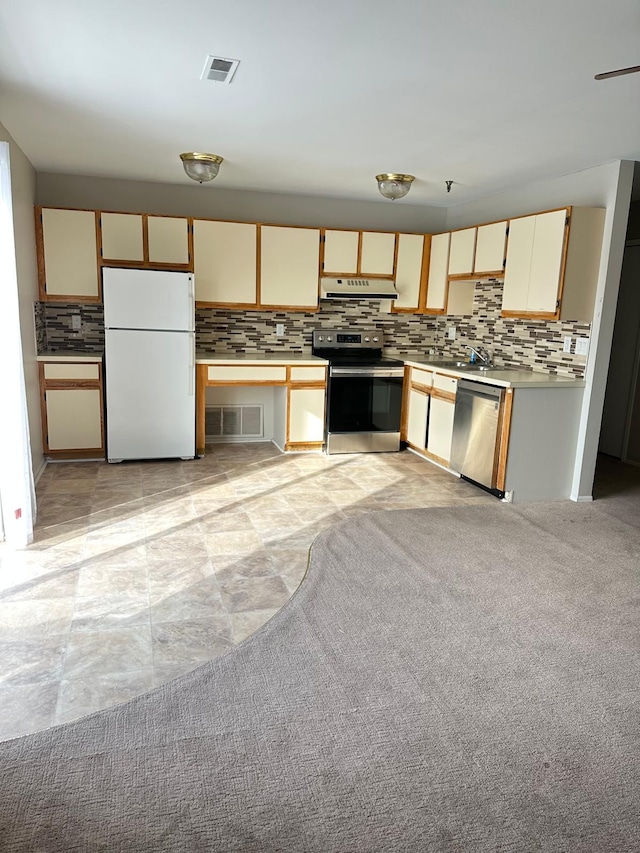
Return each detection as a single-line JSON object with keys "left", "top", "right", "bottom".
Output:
{"left": 447, "top": 326, "right": 456, "bottom": 341}
{"left": 71, "top": 314, "right": 82, "bottom": 331}
{"left": 276, "top": 323, "right": 285, "bottom": 337}
{"left": 563, "top": 336, "right": 572, "bottom": 353}
{"left": 575, "top": 337, "right": 589, "bottom": 356}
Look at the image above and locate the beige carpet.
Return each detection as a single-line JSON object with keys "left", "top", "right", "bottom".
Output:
{"left": 0, "top": 490, "right": 639, "bottom": 851}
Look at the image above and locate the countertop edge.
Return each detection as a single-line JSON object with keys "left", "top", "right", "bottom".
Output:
{"left": 37, "top": 352, "right": 103, "bottom": 363}
{"left": 403, "top": 359, "right": 586, "bottom": 389}
{"left": 195, "top": 355, "right": 328, "bottom": 365}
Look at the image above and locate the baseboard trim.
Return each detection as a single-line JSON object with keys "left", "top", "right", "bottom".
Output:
{"left": 32, "top": 457, "right": 47, "bottom": 484}
{"left": 571, "top": 494, "right": 594, "bottom": 503}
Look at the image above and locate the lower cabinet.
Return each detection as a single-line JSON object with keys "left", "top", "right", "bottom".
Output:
{"left": 403, "top": 368, "right": 457, "bottom": 465}
{"left": 197, "top": 361, "right": 327, "bottom": 454}
{"left": 288, "top": 387, "right": 326, "bottom": 447}
{"left": 426, "top": 395, "right": 456, "bottom": 463}
{"left": 39, "top": 362, "right": 104, "bottom": 458}
{"left": 406, "top": 387, "right": 429, "bottom": 451}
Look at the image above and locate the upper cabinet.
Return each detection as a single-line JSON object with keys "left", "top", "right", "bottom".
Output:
{"left": 322, "top": 229, "right": 359, "bottom": 275}
{"left": 424, "top": 232, "right": 450, "bottom": 314}
{"left": 101, "top": 213, "right": 144, "bottom": 261}
{"left": 193, "top": 220, "right": 257, "bottom": 306}
{"left": 260, "top": 226, "right": 321, "bottom": 309}
{"left": 321, "top": 229, "right": 396, "bottom": 277}
{"left": 37, "top": 207, "right": 100, "bottom": 302}
{"left": 448, "top": 228, "right": 476, "bottom": 277}
{"left": 393, "top": 233, "right": 428, "bottom": 312}
{"left": 360, "top": 231, "right": 396, "bottom": 275}
{"left": 501, "top": 207, "right": 605, "bottom": 321}
{"left": 147, "top": 216, "right": 190, "bottom": 265}
{"left": 474, "top": 221, "right": 507, "bottom": 275}
{"left": 100, "top": 212, "right": 191, "bottom": 268}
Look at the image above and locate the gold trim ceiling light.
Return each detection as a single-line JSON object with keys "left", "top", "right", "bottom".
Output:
{"left": 376, "top": 173, "right": 415, "bottom": 200}
{"left": 180, "top": 152, "right": 224, "bottom": 183}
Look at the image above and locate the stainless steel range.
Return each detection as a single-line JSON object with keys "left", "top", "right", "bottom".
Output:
{"left": 312, "top": 329, "right": 405, "bottom": 454}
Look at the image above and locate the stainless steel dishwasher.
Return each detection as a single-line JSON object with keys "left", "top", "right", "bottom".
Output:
{"left": 450, "top": 379, "right": 505, "bottom": 498}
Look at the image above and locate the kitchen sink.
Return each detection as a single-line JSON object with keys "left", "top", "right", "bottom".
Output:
{"left": 433, "top": 361, "right": 510, "bottom": 372}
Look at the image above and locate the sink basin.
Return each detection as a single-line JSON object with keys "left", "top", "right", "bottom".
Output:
{"left": 432, "top": 361, "right": 510, "bottom": 373}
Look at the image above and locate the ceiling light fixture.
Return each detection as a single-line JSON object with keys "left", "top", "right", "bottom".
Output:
{"left": 376, "top": 173, "right": 415, "bottom": 201}
{"left": 180, "top": 152, "right": 224, "bottom": 184}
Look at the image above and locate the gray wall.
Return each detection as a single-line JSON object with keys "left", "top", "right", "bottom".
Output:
{"left": 36, "top": 172, "right": 447, "bottom": 233}
{"left": 0, "top": 121, "right": 43, "bottom": 477}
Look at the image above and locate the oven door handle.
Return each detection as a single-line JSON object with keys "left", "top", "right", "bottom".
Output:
{"left": 330, "top": 367, "right": 405, "bottom": 378}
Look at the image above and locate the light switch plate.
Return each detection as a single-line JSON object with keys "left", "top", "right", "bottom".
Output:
{"left": 276, "top": 323, "right": 285, "bottom": 337}
{"left": 563, "top": 336, "right": 572, "bottom": 353}
{"left": 447, "top": 326, "right": 456, "bottom": 340}
{"left": 72, "top": 314, "right": 82, "bottom": 331}
{"left": 575, "top": 337, "right": 589, "bottom": 356}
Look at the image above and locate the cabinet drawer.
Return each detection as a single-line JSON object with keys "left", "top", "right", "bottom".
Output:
{"left": 207, "top": 365, "right": 287, "bottom": 383}
{"left": 433, "top": 373, "right": 458, "bottom": 394}
{"left": 43, "top": 363, "right": 100, "bottom": 381}
{"left": 410, "top": 367, "right": 433, "bottom": 388}
{"left": 289, "top": 366, "right": 327, "bottom": 382}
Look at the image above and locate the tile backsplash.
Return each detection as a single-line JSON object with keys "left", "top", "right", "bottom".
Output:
{"left": 195, "top": 300, "right": 438, "bottom": 355}
{"left": 41, "top": 303, "right": 105, "bottom": 352}
{"left": 436, "top": 281, "right": 589, "bottom": 377}
{"left": 37, "top": 282, "right": 589, "bottom": 376}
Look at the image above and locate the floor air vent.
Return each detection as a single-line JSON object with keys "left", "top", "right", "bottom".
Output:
{"left": 205, "top": 405, "right": 263, "bottom": 441}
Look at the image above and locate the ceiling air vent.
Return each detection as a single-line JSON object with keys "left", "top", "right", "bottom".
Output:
{"left": 201, "top": 55, "right": 240, "bottom": 84}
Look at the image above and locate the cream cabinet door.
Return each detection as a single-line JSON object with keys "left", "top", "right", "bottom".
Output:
{"left": 260, "top": 226, "right": 320, "bottom": 308}
{"left": 322, "top": 230, "right": 359, "bottom": 274}
{"left": 474, "top": 221, "right": 507, "bottom": 274}
{"left": 527, "top": 209, "right": 567, "bottom": 313}
{"left": 40, "top": 208, "right": 100, "bottom": 299}
{"left": 288, "top": 388, "right": 326, "bottom": 443}
{"left": 45, "top": 388, "right": 103, "bottom": 451}
{"left": 406, "top": 388, "right": 429, "bottom": 450}
{"left": 448, "top": 228, "right": 476, "bottom": 275}
{"left": 100, "top": 212, "right": 144, "bottom": 262}
{"left": 502, "top": 210, "right": 566, "bottom": 314}
{"left": 360, "top": 231, "right": 396, "bottom": 275}
{"left": 425, "top": 232, "right": 450, "bottom": 313}
{"left": 147, "top": 216, "right": 190, "bottom": 265}
{"left": 501, "top": 215, "right": 536, "bottom": 312}
{"left": 427, "top": 396, "right": 456, "bottom": 463}
{"left": 394, "top": 234, "right": 425, "bottom": 311}
{"left": 194, "top": 220, "right": 257, "bottom": 305}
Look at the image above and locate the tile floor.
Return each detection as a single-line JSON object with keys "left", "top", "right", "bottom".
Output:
{"left": 0, "top": 442, "right": 495, "bottom": 741}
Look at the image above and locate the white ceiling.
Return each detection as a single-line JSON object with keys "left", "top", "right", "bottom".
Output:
{"left": 0, "top": 0, "right": 638, "bottom": 207}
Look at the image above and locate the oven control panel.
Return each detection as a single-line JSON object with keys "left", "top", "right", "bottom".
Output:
{"left": 312, "top": 329, "right": 383, "bottom": 349}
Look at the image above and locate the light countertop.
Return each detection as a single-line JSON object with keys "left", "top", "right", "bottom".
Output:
{"left": 37, "top": 351, "right": 103, "bottom": 362}
{"left": 403, "top": 358, "right": 585, "bottom": 389}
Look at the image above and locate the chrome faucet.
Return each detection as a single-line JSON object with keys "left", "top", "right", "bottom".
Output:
{"left": 465, "top": 344, "right": 493, "bottom": 365}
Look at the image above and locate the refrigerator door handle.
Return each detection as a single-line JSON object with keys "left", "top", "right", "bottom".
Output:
{"left": 188, "top": 332, "right": 195, "bottom": 396}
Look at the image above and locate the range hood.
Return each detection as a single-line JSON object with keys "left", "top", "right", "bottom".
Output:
{"left": 320, "top": 277, "right": 398, "bottom": 300}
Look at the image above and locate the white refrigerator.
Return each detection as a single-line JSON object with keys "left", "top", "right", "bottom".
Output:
{"left": 103, "top": 267, "right": 196, "bottom": 463}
